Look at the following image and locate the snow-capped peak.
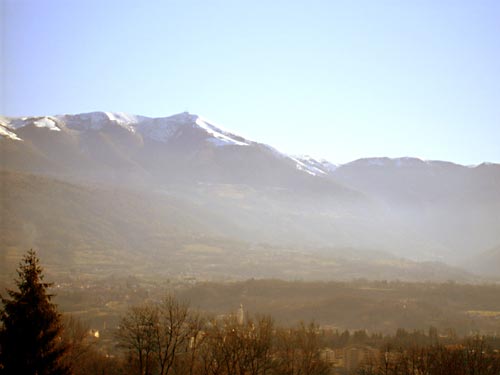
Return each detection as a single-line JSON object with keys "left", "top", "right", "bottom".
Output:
{"left": 1, "top": 111, "right": 252, "bottom": 147}
{"left": 291, "top": 155, "right": 339, "bottom": 176}
{"left": 55, "top": 111, "right": 144, "bottom": 132}
{"left": 0, "top": 116, "right": 61, "bottom": 140}
{"left": 195, "top": 116, "right": 249, "bottom": 147}
{"left": 0, "top": 124, "right": 22, "bottom": 141}
{"left": 33, "top": 117, "right": 61, "bottom": 131}
{"left": 132, "top": 112, "right": 193, "bottom": 142}
{"left": 104, "top": 112, "right": 141, "bottom": 124}
{"left": 57, "top": 112, "right": 112, "bottom": 131}
{"left": 344, "top": 157, "right": 430, "bottom": 168}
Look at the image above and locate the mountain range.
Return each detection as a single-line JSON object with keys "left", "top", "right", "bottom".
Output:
{"left": 1, "top": 111, "right": 499, "bottom": 280}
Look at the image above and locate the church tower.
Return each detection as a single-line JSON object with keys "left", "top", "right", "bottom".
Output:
{"left": 237, "top": 303, "right": 244, "bottom": 325}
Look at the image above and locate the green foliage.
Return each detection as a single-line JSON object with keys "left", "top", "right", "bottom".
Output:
{"left": 0, "top": 250, "right": 69, "bottom": 375}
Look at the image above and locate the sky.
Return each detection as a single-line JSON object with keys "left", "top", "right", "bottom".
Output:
{"left": 2, "top": 0, "right": 500, "bottom": 165}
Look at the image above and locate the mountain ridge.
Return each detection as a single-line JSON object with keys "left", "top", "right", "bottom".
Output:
{"left": 2, "top": 111, "right": 498, "bottom": 170}
{"left": 1, "top": 111, "right": 499, "bottom": 275}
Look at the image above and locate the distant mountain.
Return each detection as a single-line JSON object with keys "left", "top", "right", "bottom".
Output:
{"left": 466, "top": 245, "right": 500, "bottom": 278}
{"left": 330, "top": 157, "right": 500, "bottom": 261}
{"left": 292, "top": 155, "right": 339, "bottom": 176}
{"left": 0, "top": 112, "right": 354, "bottom": 194}
{"left": 1, "top": 111, "right": 499, "bottom": 276}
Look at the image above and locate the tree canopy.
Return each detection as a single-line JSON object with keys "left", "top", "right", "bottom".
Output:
{"left": 0, "top": 249, "right": 69, "bottom": 375}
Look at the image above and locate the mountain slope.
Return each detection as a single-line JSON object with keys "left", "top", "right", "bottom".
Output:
{"left": 1, "top": 112, "right": 499, "bottom": 269}
{"left": 328, "top": 157, "right": 500, "bottom": 261}
{"left": 1, "top": 112, "right": 355, "bottom": 195}
{"left": 466, "top": 245, "right": 500, "bottom": 278}
{"left": 0, "top": 170, "right": 218, "bottom": 272}
{"left": 0, "top": 170, "right": 477, "bottom": 282}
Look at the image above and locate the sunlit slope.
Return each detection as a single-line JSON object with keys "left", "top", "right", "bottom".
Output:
{"left": 0, "top": 171, "right": 477, "bottom": 282}
{"left": 2, "top": 112, "right": 500, "bottom": 269}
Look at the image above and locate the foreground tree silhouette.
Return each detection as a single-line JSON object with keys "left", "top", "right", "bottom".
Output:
{"left": 0, "top": 250, "right": 69, "bottom": 375}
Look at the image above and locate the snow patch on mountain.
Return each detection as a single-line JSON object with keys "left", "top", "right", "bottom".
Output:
{"left": 34, "top": 117, "right": 61, "bottom": 131}
{"left": 195, "top": 116, "right": 249, "bottom": 147}
{"left": 0, "top": 125, "right": 22, "bottom": 141}
{"left": 289, "top": 156, "right": 326, "bottom": 176}
{"left": 52, "top": 112, "right": 142, "bottom": 134}
{"left": 0, "top": 116, "right": 60, "bottom": 134}
{"left": 292, "top": 155, "right": 339, "bottom": 176}
{"left": 58, "top": 112, "right": 111, "bottom": 131}
{"left": 252, "top": 147, "right": 338, "bottom": 177}
{"left": 104, "top": 112, "right": 149, "bottom": 133}
{"left": 1, "top": 117, "right": 34, "bottom": 130}
{"left": 344, "top": 157, "right": 431, "bottom": 168}
{"left": 6, "top": 112, "right": 493, "bottom": 175}
{"left": 49, "top": 111, "right": 252, "bottom": 146}
{"left": 134, "top": 115, "right": 186, "bottom": 142}
{"left": 105, "top": 112, "right": 141, "bottom": 124}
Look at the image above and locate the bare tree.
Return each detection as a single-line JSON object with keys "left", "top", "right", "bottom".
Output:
{"left": 63, "top": 315, "right": 124, "bottom": 375}
{"left": 357, "top": 338, "right": 500, "bottom": 375}
{"left": 197, "top": 319, "right": 227, "bottom": 375}
{"left": 173, "top": 310, "right": 207, "bottom": 375}
{"left": 116, "top": 294, "right": 206, "bottom": 375}
{"left": 155, "top": 295, "right": 198, "bottom": 375}
{"left": 196, "top": 314, "right": 274, "bottom": 375}
{"left": 273, "top": 322, "right": 330, "bottom": 375}
{"left": 62, "top": 316, "right": 95, "bottom": 374}
{"left": 116, "top": 304, "right": 158, "bottom": 375}
{"left": 240, "top": 315, "right": 274, "bottom": 375}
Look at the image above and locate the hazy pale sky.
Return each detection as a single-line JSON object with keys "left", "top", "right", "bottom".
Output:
{"left": 3, "top": 0, "right": 500, "bottom": 164}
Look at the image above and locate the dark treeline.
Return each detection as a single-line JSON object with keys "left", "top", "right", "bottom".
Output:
{"left": 323, "top": 326, "right": 500, "bottom": 350}
{"left": 357, "top": 338, "right": 500, "bottom": 375}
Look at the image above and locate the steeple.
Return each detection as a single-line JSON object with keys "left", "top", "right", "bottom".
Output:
{"left": 237, "top": 303, "right": 244, "bottom": 325}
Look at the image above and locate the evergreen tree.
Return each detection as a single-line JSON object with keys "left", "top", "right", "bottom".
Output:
{"left": 0, "top": 250, "right": 69, "bottom": 375}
